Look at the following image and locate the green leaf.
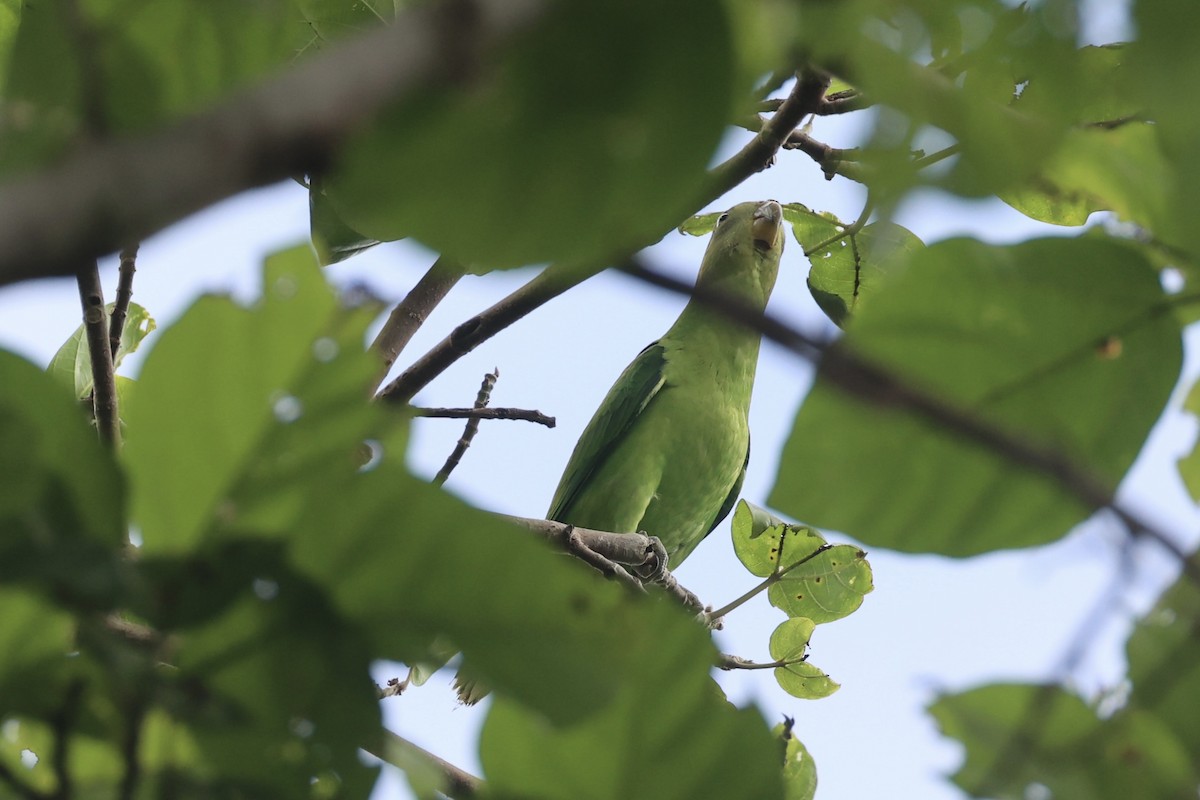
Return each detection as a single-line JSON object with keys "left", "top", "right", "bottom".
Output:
{"left": 779, "top": 727, "right": 818, "bottom": 800}
{"left": 0, "top": 0, "right": 307, "bottom": 175}
{"left": 999, "top": 124, "right": 1173, "bottom": 229}
{"left": 47, "top": 302, "right": 156, "bottom": 399}
{"left": 122, "top": 245, "right": 385, "bottom": 553}
{"left": 731, "top": 500, "right": 827, "bottom": 579}
{"left": 0, "top": 352, "right": 126, "bottom": 606}
{"left": 308, "top": 177, "right": 380, "bottom": 266}
{"left": 786, "top": 204, "right": 924, "bottom": 327}
{"left": 931, "top": 684, "right": 1198, "bottom": 799}
{"left": 769, "top": 545, "right": 872, "bottom": 624}
{"left": 770, "top": 236, "right": 1182, "bottom": 556}
{"left": 326, "top": 0, "right": 735, "bottom": 269}
{"left": 481, "top": 668, "right": 784, "bottom": 800}
{"left": 0, "top": 588, "right": 74, "bottom": 715}
{"left": 770, "top": 620, "right": 837, "bottom": 700}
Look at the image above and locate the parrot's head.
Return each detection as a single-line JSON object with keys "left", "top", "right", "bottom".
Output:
{"left": 698, "top": 199, "right": 785, "bottom": 307}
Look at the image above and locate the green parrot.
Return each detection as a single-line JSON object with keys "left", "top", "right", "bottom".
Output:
{"left": 453, "top": 200, "right": 784, "bottom": 703}
{"left": 547, "top": 199, "right": 785, "bottom": 569}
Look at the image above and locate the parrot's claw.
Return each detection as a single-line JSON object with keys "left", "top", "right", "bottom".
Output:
{"left": 631, "top": 534, "right": 670, "bottom": 582}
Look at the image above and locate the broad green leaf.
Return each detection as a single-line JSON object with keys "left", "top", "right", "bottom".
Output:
{"left": 770, "top": 236, "right": 1182, "bottom": 556}
{"left": 780, "top": 726, "right": 818, "bottom": 800}
{"left": 0, "top": 0, "right": 306, "bottom": 175}
{"left": 769, "top": 545, "right": 872, "bottom": 624}
{"left": 47, "top": 301, "right": 156, "bottom": 399}
{"left": 327, "top": 0, "right": 735, "bottom": 269}
{"left": 731, "top": 500, "right": 826, "bottom": 579}
{"left": 123, "top": 245, "right": 385, "bottom": 553}
{"left": 481, "top": 665, "right": 784, "bottom": 800}
{"left": 0, "top": 588, "right": 74, "bottom": 715}
{"left": 931, "top": 684, "right": 1197, "bottom": 800}
{"left": 165, "top": 561, "right": 380, "bottom": 798}
{"left": 296, "top": 0, "right": 391, "bottom": 44}
{"left": 1000, "top": 124, "right": 1174, "bottom": 230}
{"left": 787, "top": 205, "right": 924, "bottom": 327}
{"left": 0, "top": 0, "right": 20, "bottom": 89}
{"left": 1125, "top": 561, "right": 1200, "bottom": 753}
{"left": 769, "top": 617, "right": 814, "bottom": 661}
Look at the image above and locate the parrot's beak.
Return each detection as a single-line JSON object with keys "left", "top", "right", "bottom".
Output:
{"left": 752, "top": 200, "right": 783, "bottom": 251}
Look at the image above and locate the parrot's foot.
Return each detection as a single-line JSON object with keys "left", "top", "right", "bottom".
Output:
{"left": 631, "top": 534, "right": 670, "bottom": 582}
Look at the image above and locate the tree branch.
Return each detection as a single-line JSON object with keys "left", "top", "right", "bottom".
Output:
{"left": 377, "top": 68, "right": 831, "bottom": 405}
{"left": 77, "top": 263, "right": 121, "bottom": 447}
{"left": 369, "top": 255, "right": 465, "bottom": 393}
{"left": 372, "top": 730, "right": 482, "bottom": 800}
{"left": 0, "top": 0, "right": 550, "bottom": 288}
{"left": 616, "top": 257, "right": 1200, "bottom": 584}
{"left": 413, "top": 405, "right": 555, "bottom": 427}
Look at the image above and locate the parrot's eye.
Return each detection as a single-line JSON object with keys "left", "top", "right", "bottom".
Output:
{"left": 716, "top": 212, "right": 730, "bottom": 227}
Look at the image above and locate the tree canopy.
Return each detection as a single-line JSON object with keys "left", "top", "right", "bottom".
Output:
{"left": 1, "top": 1, "right": 1198, "bottom": 799}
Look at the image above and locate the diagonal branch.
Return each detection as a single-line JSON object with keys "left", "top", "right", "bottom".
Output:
{"left": 108, "top": 244, "right": 138, "bottom": 358}
{"left": 0, "top": 0, "right": 550, "bottom": 288}
{"left": 616, "top": 256, "right": 1198, "bottom": 584}
{"left": 369, "top": 255, "right": 465, "bottom": 393}
{"left": 413, "top": 405, "right": 555, "bottom": 427}
{"left": 377, "top": 68, "right": 829, "bottom": 404}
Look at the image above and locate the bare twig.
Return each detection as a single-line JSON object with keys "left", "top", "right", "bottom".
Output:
{"left": 617, "top": 257, "right": 1199, "bottom": 583}
{"left": 433, "top": 369, "right": 498, "bottom": 486}
{"left": 497, "top": 514, "right": 665, "bottom": 569}
{"left": 369, "top": 255, "right": 465, "bottom": 393}
{"left": 414, "top": 405, "right": 555, "bottom": 428}
{"left": 77, "top": 263, "right": 121, "bottom": 447}
{"left": 109, "top": 244, "right": 138, "bottom": 358}
{"left": 717, "top": 654, "right": 797, "bottom": 671}
{"left": 783, "top": 131, "right": 861, "bottom": 181}
{"left": 0, "top": 0, "right": 551, "bottom": 288}
{"left": 378, "top": 69, "right": 830, "bottom": 405}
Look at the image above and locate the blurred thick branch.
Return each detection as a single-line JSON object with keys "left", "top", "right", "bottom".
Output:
{"left": 0, "top": 0, "right": 548, "bottom": 288}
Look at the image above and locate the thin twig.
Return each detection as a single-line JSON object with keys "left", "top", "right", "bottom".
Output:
{"left": 717, "top": 654, "right": 797, "bottom": 671}
{"left": 378, "top": 68, "right": 830, "bottom": 405}
{"left": 369, "top": 255, "right": 464, "bottom": 393}
{"left": 707, "top": 544, "right": 834, "bottom": 623}
{"left": 617, "top": 257, "right": 1199, "bottom": 584}
{"left": 109, "top": 244, "right": 138, "bottom": 358}
{"left": 413, "top": 406, "right": 555, "bottom": 428}
{"left": 433, "top": 369, "right": 498, "bottom": 486}
{"left": 77, "top": 263, "right": 121, "bottom": 447}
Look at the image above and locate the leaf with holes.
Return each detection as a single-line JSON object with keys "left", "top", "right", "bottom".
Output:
{"left": 771, "top": 619, "right": 837, "bottom": 700}
{"left": 769, "top": 544, "right": 873, "bottom": 624}
{"left": 787, "top": 204, "right": 924, "bottom": 327}
{"left": 731, "top": 500, "right": 826, "bottom": 579}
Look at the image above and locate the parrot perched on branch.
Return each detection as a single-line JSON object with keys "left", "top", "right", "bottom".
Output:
{"left": 548, "top": 199, "right": 786, "bottom": 568}
{"left": 454, "top": 200, "right": 785, "bottom": 703}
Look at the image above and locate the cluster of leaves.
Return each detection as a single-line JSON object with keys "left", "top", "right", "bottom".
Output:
{"left": 2, "top": 0, "right": 1200, "bottom": 798}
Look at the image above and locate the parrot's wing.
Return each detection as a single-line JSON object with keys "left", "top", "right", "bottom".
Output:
{"left": 707, "top": 437, "right": 749, "bottom": 536}
{"left": 547, "top": 341, "right": 667, "bottom": 522}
